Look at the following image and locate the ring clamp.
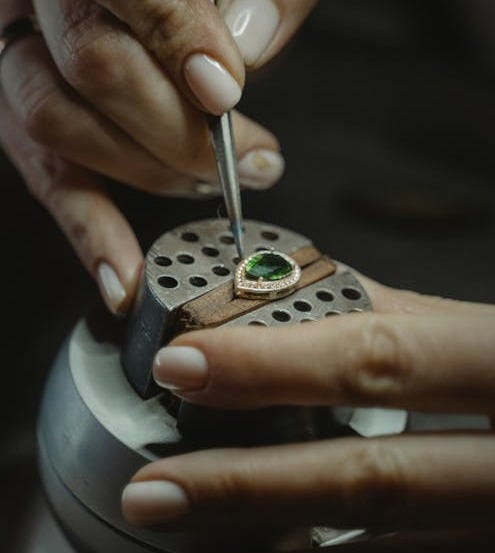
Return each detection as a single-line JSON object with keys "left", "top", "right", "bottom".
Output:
{"left": 0, "top": 15, "right": 40, "bottom": 63}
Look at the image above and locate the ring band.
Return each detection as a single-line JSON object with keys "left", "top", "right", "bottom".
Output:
{"left": 0, "top": 15, "right": 40, "bottom": 63}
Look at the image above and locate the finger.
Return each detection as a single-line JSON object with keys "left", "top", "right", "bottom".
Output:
{"left": 122, "top": 434, "right": 495, "bottom": 529}
{"left": 153, "top": 311, "right": 495, "bottom": 414}
{"left": 33, "top": 0, "right": 282, "bottom": 187}
{"left": 0, "top": 95, "right": 143, "bottom": 314}
{"left": 222, "top": 0, "right": 317, "bottom": 68}
{"left": 0, "top": 35, "right": 199, "bottom": 197}
{"left": 338, "top": 264, "right": 495, "bottom": 317}
{"left": 94, "top": 0, "right": 245, "bottom": 114}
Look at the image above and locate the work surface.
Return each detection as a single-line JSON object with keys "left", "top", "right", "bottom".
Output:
{"left": 1, "top": 2, "right": 495, "bottom": 549}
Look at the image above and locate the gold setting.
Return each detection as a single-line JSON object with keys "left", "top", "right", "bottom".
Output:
{"left": 234, "top": 250, "right": 301, "bottom": 300}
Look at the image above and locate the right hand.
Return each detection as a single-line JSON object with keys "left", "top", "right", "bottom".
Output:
{"left": 0, "top": 0, "right": 317, "bottom": 314}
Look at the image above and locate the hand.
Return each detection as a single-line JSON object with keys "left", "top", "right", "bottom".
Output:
{"left": 0, "top": 0, "right": 317, "bottom": 314}
{"left": 121, "top": 268, "right": 495, "bottom": 541}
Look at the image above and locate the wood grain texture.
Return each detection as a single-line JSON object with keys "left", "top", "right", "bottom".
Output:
{"left": 176, "top": 246, "right": 336, "bottom": 332}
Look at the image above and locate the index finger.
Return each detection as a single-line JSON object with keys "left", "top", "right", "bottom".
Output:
{"left": 95, "top": 0, "right": 245, "bottom": 114}
{"left": 155, "top": 309, "right": 495, "bottom": 414}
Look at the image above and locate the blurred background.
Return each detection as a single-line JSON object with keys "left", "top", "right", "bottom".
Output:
{"left": 2, "top": 0, "right": 495, "bottom": 548}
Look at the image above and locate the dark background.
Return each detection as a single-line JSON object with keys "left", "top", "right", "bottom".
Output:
{"left": 1, "top": 0, "right": 495, "bottom": 546}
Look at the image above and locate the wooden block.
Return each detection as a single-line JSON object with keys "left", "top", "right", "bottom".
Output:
{"left": 176, "top": 246, "right": 336, "bottom": 332}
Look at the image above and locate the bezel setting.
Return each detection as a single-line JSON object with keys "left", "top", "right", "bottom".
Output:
{"left": 234, "top": 250, "right": 301, "bottom": 300}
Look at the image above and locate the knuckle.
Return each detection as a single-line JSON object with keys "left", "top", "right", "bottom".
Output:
{"left": 341, "top": 442, "right": 408, "bottom": 527}
{"left": 24, "top": 154, "right": 66, "bottom": 208}
{"left": 62, "top": 37, "right": 122, "bottom": 94}
{"left": 341, "top": 316, "right": 410, "bottom": 404}
{"left": 9, "top": 64, "right": 62, "bottom": 147}
{"left": 60, "top": 5, "right": 123, "bottom": 94}
{"left": 25, "top": 170, "right": 58, "bottom": 211}
{"left": 23, "top": 88, "right": 63, "bottom": 147}
{"left": 135, "top": 0, "right": 193, "bottom": 60}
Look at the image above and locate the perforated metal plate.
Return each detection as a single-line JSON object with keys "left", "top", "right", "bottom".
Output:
{"left": 146, "top": 219, "right": 311, "bottom": 310}
{"left": 222, "top": 271, "right": 372, "bottom": 328}
{"left": 123, "top": 219, "right": 312, "bottom": 397}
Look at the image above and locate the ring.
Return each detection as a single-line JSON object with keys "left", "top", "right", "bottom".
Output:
{"left": 0, "top": 15, "right": 40, "bottom": 63}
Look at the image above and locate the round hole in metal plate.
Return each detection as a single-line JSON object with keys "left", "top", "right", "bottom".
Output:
{"left": 272, "top": 310, "right": 291, "bottom": 322}
{"left": 154, "top": 256, "right": 172, "bottom": 267}
{"left": 301, "top": 318, "right": 317, "bottom": 324}
{"left": 212, "top": 265, "right": 230, "bottom": 277}
{"left": 181, "top": 232, "right": 199, "bottom": 243}
{"left": 158, "top": 276, "right": 179, "bottom": 289}
{"left": 261, "top": 230, "right": 279, "bottom": 241}
{"left": 256, "top": 246, "right": 270, "bottom": 252}
{"left": 202, "top": 246, "right": 219, "bottom": 257}
{"left": 233, "top": 257, "right": 241, "bottom": 265}
{"left": 249, "top": 321, "right": 268, "bottom": 327}
{"left": 349, "top": 308, "right": 364, "bottom": 314}
{"left": 325, "top": 311, "right": 341, "bottom": 317}
{"left": 220, "top": 234, "right": 235, "bottom": 245}
{"left": 177, "top": 254, "right": 194, "bottom": 265}
{"left": 189, "top": 276, "right": 208, "bottom": 287}
{"left": 316, "top": 290, "right": 334, "bottom": 302}
{"left": 342, "top": 288, "right": 362, "bottom": 301}
{"left": 294, "top": 300, "right": 312, "bottom": 313}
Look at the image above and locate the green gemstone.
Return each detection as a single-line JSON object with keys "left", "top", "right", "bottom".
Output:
{"left": 245, "top": 252, "right": 293, "bottom": 282}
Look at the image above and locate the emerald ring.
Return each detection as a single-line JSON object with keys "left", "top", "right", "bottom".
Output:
{"left": 234, "top": 250, "right": 301, "bottom": 300}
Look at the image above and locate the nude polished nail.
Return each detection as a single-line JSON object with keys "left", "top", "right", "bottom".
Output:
{"left": 184, "top": 53, "right": 242, "bottom": 115}
{"left": 153, "top": 346, "right": 208, "bottom": 391}
{"left": 224, "top": 0, "right": 280, "bottom": 66}
{"left": 122, "top": 481, "right": 189, "bottom": 526}
{"left": 97, "top": 262, "right": 126, "bottom": 315}
{"left": 238, "top": 149, "right": 285, "bottom": 189}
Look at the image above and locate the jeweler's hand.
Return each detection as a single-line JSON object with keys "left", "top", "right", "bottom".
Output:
{"left": 0, "top": 0, "right": 316, "bottom": 314}
{"left": 121, "top": 268, "right": 495, "bottom": 543}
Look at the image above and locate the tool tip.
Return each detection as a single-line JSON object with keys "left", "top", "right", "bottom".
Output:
{"left": 231, "top": 221, "right": 245, "bottom": 259}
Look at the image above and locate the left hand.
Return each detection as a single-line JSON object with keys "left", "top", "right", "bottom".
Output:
{"left": 1, "top": 0, "right": 317, "bottom": 315}
{"left": 121, "top": 269, "right": 495, "bottom": 538}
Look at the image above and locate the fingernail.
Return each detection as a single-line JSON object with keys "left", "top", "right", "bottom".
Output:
{"left": 184, "top": 53, "right": 242, "bottom": 115}
{"left": 153, "top": 346, "right": 208, "bottom": 391}
{"left": 122, "top": 481, "right": 189, "bottom": 526}
{"left": 224, "top": 0, "right": 280, "bottom": 66}
{"left": 97, "top": 262, "right": 126, "bottom": 315}
{"left": 193, "top": 182, "right": 223, "bottom": 197}
{"left": 238, "top": 150, "right": 285, "bottom": 189}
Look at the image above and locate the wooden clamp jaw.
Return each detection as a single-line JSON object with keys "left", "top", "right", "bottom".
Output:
{"left": 176, "top": 245, "right": 336, "bottom": 332}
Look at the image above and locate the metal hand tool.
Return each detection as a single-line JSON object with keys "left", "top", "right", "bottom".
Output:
{"left": 208, "top": 0, "right": 245, "bottom": 259}
{"left": 208, "top": 113, "right": 245, "bottom": 259}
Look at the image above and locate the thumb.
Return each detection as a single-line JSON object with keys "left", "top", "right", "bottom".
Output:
{"left": 222, "top": 0, "right": 318, "bottom": 68}
{"left": 94, "top": 0, "right": 245, "bottom": 115}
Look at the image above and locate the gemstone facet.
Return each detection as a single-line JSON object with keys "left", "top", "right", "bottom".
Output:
{"left": 245, "top": 252, "right": 293, "bottom": 282}
{"left": 234, "top": 250, "right": 301, "bottom": 300}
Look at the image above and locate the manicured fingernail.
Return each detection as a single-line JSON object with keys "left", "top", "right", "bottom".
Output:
{"left": 238, "top": 150, "right": 285, "bottom": 189}
{"left": 184, "top": 53, "right": 241, "bottom": 115}
{"left": 97, "top": 262, "right": 126, "bottom": 315}
{"left": 193, "top": 182, "right": 223, "bottom": 197}
{"left": 122, "top": 481, "right": 189, "bottom": 526}
{"left": 153, "top": 346, "right": 208, "bottom": 391}
{"left": 224, "top": 0, "right": 280, "bottom": 66}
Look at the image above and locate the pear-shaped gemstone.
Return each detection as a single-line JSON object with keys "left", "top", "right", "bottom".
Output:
{"left": 245, "top": 252, "right": 293, "bottom": 282}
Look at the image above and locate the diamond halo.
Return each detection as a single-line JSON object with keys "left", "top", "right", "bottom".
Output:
{"left": 234, "top": 250, "right": 301, "bottom": 300}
